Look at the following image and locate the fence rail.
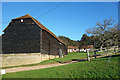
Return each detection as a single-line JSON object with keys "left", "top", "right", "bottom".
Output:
{"left": 87, "top": 48, "right": 120, "bottom": 61}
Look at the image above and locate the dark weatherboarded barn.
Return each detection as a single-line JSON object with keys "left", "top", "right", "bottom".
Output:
{"left": 2, "top": 14, "right": 67, "bottom": 55}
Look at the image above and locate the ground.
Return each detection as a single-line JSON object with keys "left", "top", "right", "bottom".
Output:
{"left": 2, "top": 51, "right": 119, "bottom": 79}
{"left": 2, "top": 51, "right": 114, "bottom": 69}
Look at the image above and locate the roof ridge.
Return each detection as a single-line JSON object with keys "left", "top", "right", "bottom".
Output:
{"left": 26, "top": 14, "right": 33, "bottom": 18}
{"left": 12, "top": 14, "right": 32, "bottom": 20}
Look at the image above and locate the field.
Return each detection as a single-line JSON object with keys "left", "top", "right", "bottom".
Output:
{"left": 2, "top": 54, "right": 119, "bottom": 78}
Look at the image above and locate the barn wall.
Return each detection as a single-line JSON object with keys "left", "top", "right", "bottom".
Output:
{"left": 2, "top": 18, "right": 41, "bottom": 53}
{"left": 42, "top": 30, "right": 67, "bottom": 55}
{"left": 2, "top": 53, "right": 59, "bottom": 67}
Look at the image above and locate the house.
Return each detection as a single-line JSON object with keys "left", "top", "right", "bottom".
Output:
{"left": 68, "top": 45, "right": 94, "bottom": 53}
{"left": 68, "top": 46, "right": 79, "bottom": 52}
{"left": 80, "top": 45, "right": 93, "bottom": 52}
{"left": 2, "top": 14, "right": 67, "bottom": 56}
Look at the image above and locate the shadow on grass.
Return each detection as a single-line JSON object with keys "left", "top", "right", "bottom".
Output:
{"left": 91, "top": 54, "right": 120, "bottom": 61}
{"left": 55, "top": 60, "right": 63, "bottom": 63}
{"left": 100, "top": 54, "right": 120, "bottom": 58}
{"left": 72, "top": 59, "right": 86, "bottom": 62}
{"left": 52, "top": 58, "right": 87, "bottom": 64}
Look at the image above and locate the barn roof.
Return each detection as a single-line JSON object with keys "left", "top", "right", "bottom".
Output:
{"left": 3, "top": 14, "right": 66, "bottom": 45}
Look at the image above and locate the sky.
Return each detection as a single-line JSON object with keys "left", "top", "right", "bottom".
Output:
{"left": 1, "top": 2, "right": 118, "bottom": 40}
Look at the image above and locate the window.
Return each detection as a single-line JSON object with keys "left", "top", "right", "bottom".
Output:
{"left": 21, "top": 19, "right": 23, "bottom": 22}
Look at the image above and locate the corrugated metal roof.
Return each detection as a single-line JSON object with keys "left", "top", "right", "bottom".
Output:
{"left": 3, "top": 14, "right": 66, "bottom": 45}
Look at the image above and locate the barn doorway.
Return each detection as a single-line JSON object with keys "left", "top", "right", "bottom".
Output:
{"left": 58, "top": 49, "right": 63, "bottom": 58}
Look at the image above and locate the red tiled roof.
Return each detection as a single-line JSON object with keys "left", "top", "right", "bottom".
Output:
{"left": 68, "top": 46, "right": 79, "bottom": 49}
{"left": 87, "top": 45, "right": 94, "bottom": 48}
{"left": 68, "top": 45, "right": 93, "bottom": 49}
{"left": 3, "top": 14, "right": 66, "bottom": 45}
{"left": 81, "top": 45, "right": 93, "bottom": 49}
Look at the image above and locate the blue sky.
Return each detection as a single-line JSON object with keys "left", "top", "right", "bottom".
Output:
{"left": 1, "top": 2, "right": 118, "bottom": 40}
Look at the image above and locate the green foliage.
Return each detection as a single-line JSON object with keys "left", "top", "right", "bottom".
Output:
{"left": 3, "top": 54, "right": 119, "bottom": 78}
{"left": 58, "top": 36, "right": 78, "bottom": 46}
{"left": 78, "top": 34, "right": 94, "bottom": 48}
{"left": 58, "top": 34, "right": 95, "bottom": 50}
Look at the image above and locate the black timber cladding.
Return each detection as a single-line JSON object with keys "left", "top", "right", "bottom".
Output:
{"left": 2, "top": 15, "right": 68, "bottom": 55}
{"left": 2, "top": 18, "right": 41, "bottom": 53}
{"left": 42, "top": 30, "right": 67, "bottom": 55}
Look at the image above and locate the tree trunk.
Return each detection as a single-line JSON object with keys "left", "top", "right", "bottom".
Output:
{"left": 100, "top": 40, "right": 104, "bottom": 51}
{"left": 87, "top": 49, "right": 90, "bottom": 61}
{"left": 100, "top": 45, "right": 103, "bottom": 51}
{"left": 78, "top": 47, "right": 80, "bottom": 53}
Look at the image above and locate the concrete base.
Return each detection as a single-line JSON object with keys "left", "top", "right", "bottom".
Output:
{"left": 1, "top": 53, "right": 59, "bottom": 67}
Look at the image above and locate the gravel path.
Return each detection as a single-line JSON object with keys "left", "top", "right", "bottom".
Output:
{"left": 4, "top": 53, "right": 119, "bottom": 74}
{"left": 4, "top": 61, "right": 78, "bottom": 73}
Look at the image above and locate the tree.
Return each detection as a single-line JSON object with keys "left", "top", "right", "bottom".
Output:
{"left": 58, "top": 36, "right": 70, "bottom": 46}
{"left": 86, "top": 18, "right": 119, "bottom": 51}
{"left": 77, "top": 34, "right": 91, "bottom": 52}
{"left": 58, "top": 36, "right": 78, "bottom": 46}
{"left": 81, "top": 34, "right": 89, "bottom": 44}
{"left": 88, "top": 35, "right": 100, "bottom": 49}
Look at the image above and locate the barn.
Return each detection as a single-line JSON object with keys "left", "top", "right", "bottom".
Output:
{"left": 2, "top": 14, "right": 67, "bottom": 56}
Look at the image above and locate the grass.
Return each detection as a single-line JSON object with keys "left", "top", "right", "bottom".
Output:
{"left": 89, "top": 50, "right": 114, "bottom": 55}
{"left": 2, "top": 54, "right": 119, "bottom": 78}
{"left": 2, "top": 50, "right": 116, "bottom": 69}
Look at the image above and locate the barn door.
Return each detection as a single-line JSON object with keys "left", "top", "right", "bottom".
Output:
{"left": 58, "top": 49, "right": 63, "bottom": 58}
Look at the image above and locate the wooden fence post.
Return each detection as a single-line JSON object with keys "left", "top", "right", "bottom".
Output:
{"left": 87, "top": 49, "right": 90, "bottom": 61}
{"left": 105, "top": 49, "right": 107, "bottom": 56}
{"left": 114, "top": 47, "right": 116, "bottom": 54}
{"left": 94, "top": 50, "right": 96, "bottom": 59}
{"left": 59, "top": 49, "right": 63, "bottom": 58}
